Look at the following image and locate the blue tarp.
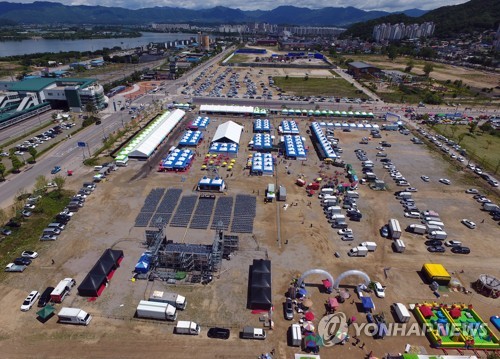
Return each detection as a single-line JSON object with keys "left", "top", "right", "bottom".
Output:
{"left": 135, "top": 252, "right": 152, "bottom": 274}
{"left": 361, "top": 297, "right": 374, "bottom": 311}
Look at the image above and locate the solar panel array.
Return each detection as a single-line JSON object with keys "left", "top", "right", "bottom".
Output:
{"left": 134, "top": 188, "right": 165, "bottom": 227}
{"left": 231, "top": 195, "right": 257, "bottom": 233}
{"left": 189, "top": 196, "right": 216, "bottom": 229}
{"left": 157, "top": 188, "right": 182, "bottom": 213}
{"left": 210, "top": 197, "right": 234, "bottom": 230}
{"left": 170, "top": 195, "right": 197, "bottom": 227}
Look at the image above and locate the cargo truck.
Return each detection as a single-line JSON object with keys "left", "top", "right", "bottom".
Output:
{"left": 348, "top": 246, "right": 368, "bottom": 257}
{"left": 175, "top": 321, "right": 200, "bottom": 335}
{"left": 392, "top": 303, "right": 411, "bottom": 323}
{"left": 393, "top": 239, "right": 406, "bottom": 253}
{"left": 388, "top": 218, "right": 402, "bottom": 239}
{"left": 324, "top": 206, "right": 342, "bottom": 214}
{"left": 57, "top": 307, "right": 92, "bottom": 325}
{"left": 396, "top": 192, "right": 412, "bottom": 200}
{"left": 149, "top": 291, "right": 187, "bottom": 310}
{"left": 428, "top": 230, "right": 447, "bottom": 240}
{"left": 51, "top": 278, "right": 76, "bottom": 303}
{"left": 425, "top": 224, "right": 443, "bottom": 233}
{"left": 136, "top": 300, "right": 177, "bottom": 321}
{"left": 360, "top": 242, "right": 377, "bottom": 251}
{"left": 241, "top": 326, "right": 266, "bottom": 340}
{"left": 483, "top": 203, "right": 499, "bottom": 212}
{"left": 407, "top": 224, "right": 426, "bottom": 234}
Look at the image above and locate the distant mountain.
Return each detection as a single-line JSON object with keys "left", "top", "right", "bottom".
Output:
{"left": 345, "top": 0, "right": 500, "bottom": 39}
{"left": 0, "top": 1, "right": 417, "bottom": 26}
{"left": 400, "top": 9, "right": 428, "bottom": 17}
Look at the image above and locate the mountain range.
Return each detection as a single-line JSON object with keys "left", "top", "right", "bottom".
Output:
{"left": 0, "top": 1, "right": 428, "bottom": 26}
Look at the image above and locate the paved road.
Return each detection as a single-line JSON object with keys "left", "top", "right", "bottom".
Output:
{"left": 0, "top": 110, "right": 56, "bottom": 145}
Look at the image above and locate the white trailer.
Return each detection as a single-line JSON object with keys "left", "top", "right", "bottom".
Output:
{"left": 428, "top": 230, "right": 447, "bottom": 240}
{"left": 175, "top": 321, "right": 200, "bottom": 335}
{"left": 136, "top": 300, "right": 177, "bottom": 321}
{"left": 149, "top": 291, "right": 187, "bottom": 310}
{"left": 393, "top": 239, "right": 406, "bottom": 253}
{"left": 57, "top": 307, "right": 92, "bottom": 325}
{"left": 408, "top": 224, "right": 426, "bottom": 234}
{"left": 392, "top": 303, "right": 411, "bottom": 323}
{"left": 388, "top": 218, "right": 402, "bottom": 239}
{"left": 360, "top": 242, "right": 377, "bottom": 251}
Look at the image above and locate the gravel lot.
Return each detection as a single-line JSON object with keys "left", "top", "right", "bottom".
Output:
{"left": 0, "top": 115, "right": 498, "bottom": 359}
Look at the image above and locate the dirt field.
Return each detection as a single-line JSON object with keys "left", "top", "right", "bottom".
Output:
{"left": 0, "top": 114, "right": 499, "bottom": 358}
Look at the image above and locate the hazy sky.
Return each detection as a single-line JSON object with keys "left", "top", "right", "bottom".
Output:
{"left": 7, "top": 0, "right": 470, "bottom": 12}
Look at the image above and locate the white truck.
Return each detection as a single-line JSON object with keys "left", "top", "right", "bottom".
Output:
{"left": 324, "top": 206, "right": 342, "bottom": 214}
{"left": 388, "top": 218, "right": 402, "bottom": 239}
{"left": 57, "top": 307, "right": 92, "bottom": 325}
{"left": 348, "top": 246, "right": 369, "bottom": 257}
{"left": 241, "top": 326, "right": 267, "bottom": 340}
{"left": 5, "top": 263, "right": 27, "bottom": 272}
{"left": 175, "top": 321, "right": 200, "bottom": 335}
{"left": 428, "top": 230, "right": 447, "bottom": 240}
{"left": 393, "top": 239, "right": 406, "bottom": 253}
{"left": 426, "top": 224, "right": 443, "bottom": 233}
{"left": 392, "top": 303, "right": 411, "bottom": 323}
{"left": 136, "top": 300, "right": 177, "bottom": 321}
{"left": 360, "top": 242, "right": 377, "bottom": 251}
{"left": 407, "top": 224, "right": 426, "bottom": 234}
{"left": 149, "top": 291, "right": 187, "bottom": 310}
{"left": 328, "top": 214, "right": 346, "bottom": 223}
{"left": 396, "top": 192, "right": 412, "bottom": 200}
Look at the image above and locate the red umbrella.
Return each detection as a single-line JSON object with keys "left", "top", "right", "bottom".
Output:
{"left": 304, "top": 311, "right": 315, "bottom": 321}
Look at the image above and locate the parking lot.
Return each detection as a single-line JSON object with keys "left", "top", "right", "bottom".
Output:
{"left": 0, "top": 115, "right": 498, "bottom": 358}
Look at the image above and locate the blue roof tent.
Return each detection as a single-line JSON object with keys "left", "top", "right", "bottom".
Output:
{"left": 252, "top": 133, "right": 273, "bottom": 151}
{"left": 190, "top": 116, "right": 210, "bottom": 130}
{"left": 310, "top": 122, "right": 337, "bottom": 159}
{"left": 179, "top": 130, "right": 203, "bottom": 147}
{"left": 280, "top": 120, "right": 300, "bottom": 135}
{"left": 209, "top": 142, "right": 239, "bottom": 156}
{"left": 197, "top": 176, "right": 226, "bottom": 192}
{"left": 160, "top": 148, "right": 194, "bottom": 170}
{"left": 251, "top": 153, "right": 274, "bottom": 176}
{"left": 135, "top": 252, "right": 152, "bottom": 274}
{"left": 253, "top": 119, "right": 271, "bottom": 133}
{"left": 283, "top": 135, "right": 306, "bottom": 159}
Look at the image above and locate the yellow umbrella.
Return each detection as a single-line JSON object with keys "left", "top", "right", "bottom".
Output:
{"left": 205, "top": 154, "right": 210, "bottom": 158}
{"left": 230, "top": 159, "right": 236, "bottom": 163}
{"left": 222, "top": 162, "right": 227, "bottom": 166}
{"left": 209, "top": 160, "right": 214, "bottom": 164}
{"left": 212, "top": 154, "right": 217, "bottom": 158}
{"left": 201, "top": 165, "right": 207, "bottom": 169}
{"left": 227, "top": 166, "right": 233, "bottom": 171}
{"left": 316, "top": 177, "right": 323, "bottom": 182}
{"left": 248, "top": 154, "right": 253, "bottom": 158}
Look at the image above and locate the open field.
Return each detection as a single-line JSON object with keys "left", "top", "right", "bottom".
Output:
{"left": 0, "top": 113, "right": 499, "bottom": 358}
{"left": 225, "top": 53, "right": 255, "bottom": 64}
{"left": 431, "top": 124, "right": 500, "bottom": 174}
{"left": 274, "top": 76, "right": 367, "bottom": 98}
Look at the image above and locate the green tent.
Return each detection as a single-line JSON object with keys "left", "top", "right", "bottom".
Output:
{"left": 308, "top": 110, "right": 314, "bottom": 116}
{"left": 295, "top": 109, "right": 301, "bottom": 115}
{"left": 37, "top": 304, "right": 55, "bottom": 320}
{"left": 321, "top": 110, "right": 328, "bottom": 116}
{"left": 282, "top": 109, "right": 289, "bottom": 114}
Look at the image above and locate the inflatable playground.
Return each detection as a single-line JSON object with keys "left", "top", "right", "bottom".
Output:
{"left": 414, "top": 303, "right": 499, "bottom": 350}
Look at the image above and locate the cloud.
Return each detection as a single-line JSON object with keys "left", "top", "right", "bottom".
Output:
{"left": 12, "top": 0, "right": 470, "bottom": 12}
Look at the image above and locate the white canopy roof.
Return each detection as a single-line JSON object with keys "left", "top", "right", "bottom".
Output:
{"left": 212, "top": 120, "right": 244, "bottom": 145}
{"left": 200, "top": 104, "right": 254, "bottom": 114}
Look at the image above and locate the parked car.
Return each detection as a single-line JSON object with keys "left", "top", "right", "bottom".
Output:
{"left": 439, "top": 178, "right": 451, "bottom": 185}
{"left": 406, "top": 187, "right": 418, "bottom": 192}
{"left": 445, "top": 240, "right": 462, "bottom": 247}
{"left": 1, "top": 228, "right": 12, "bottom": 236}
{"left": 373, "top": 282, "right": 386, "bottom": 298}
{"left": 284, "top": 299, "right": 294, "bottom": 320}
{"left": 427, "top": 246, "right": 446, "bottom": 253}
{"left": 451, "top": 246, "right": 470, "bottom": 254}
{"left": 14, "top": 257, "right": 32, "bottom": 266}
{"left": 425, "top": 239, "right": 443, "bottom": 246}
{"left": 40, "top": 234, "right": 57, "bottom": 241}
{"left": 21, "top": 251, "right": 38, "bottom": 259}
{"left": 465, "top": 188, "right": 479, "bottom": 194}
{"left": 341, "top": 234, "right": 354, "bottom": 241}
{"left": 37, "top": 287, "right": 54, "bottom": 307}
{"left": 380, "top": 225, "right": 389, "bottom": 238}
{"left": 21, "top": 210, "right": 32, "bottom": 217}
{"left": 421, "top": 176, "right": 430, "bottom": 182}
{"left": 461, "top": 219, "right": 476, "bottom": 229}
{"left": 207, "top": 327, "right": 230, "bottom": 340}
{"left": 20, "top": 291, "right": 40, "bottom": 311}
{"left": 404, "top": 212, "right": 421, "bottom": 219}
{"left": 24, "top": 204, "right": 35, "bottom": 210}
{"left": 337, "top": 228, "right": 353, "bottom": 235}
{"left": 51, "top": 166, "right": 61, "bottom": 174}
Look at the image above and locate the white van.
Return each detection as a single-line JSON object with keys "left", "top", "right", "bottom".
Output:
{"left": 43, "top": 228, "right": 61, "bottom": 236}
{"left": 392, "top": 303, "right": 411, "bottom": 323}
{"left": 427, "top": 221, "right": 445, "bottom": 228}
{"left": 93, "top": 165, "right": 103, "bottom": 171}
{"left": 290, "top": 324, "right": 302, "bottom": 347}
{"left": 48, "top": 223, "right": 65, "bottom": 231}
{"left": 345, "top": 191, "right": 359, "bottom": 199}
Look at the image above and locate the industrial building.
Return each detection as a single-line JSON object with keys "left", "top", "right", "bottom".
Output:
{"left": 347, "top": 62, "right": 381, "bottom": 79}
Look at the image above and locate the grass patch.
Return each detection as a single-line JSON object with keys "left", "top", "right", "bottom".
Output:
{"left": 0, "top": 190, "right": 73, "bottom": 275}
{"left": 432, "top": 124, "right": 500, "bottom": 174}
{"left": 273, "top": 76, "right": 368, "bottom": 98}
{"left": 225, "top": 53, "right": 253, "bottom": 64}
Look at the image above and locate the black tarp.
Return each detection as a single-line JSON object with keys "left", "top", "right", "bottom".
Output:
{"left": 77, "top": 249, "right": 124, "bottom": 297}
{"left": 248, "top": 259, "right": 272, "bottom": 310}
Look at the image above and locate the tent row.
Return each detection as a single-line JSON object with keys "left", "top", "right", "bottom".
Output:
{"left": 116, "top": 109, "right": 185, "bottom": 160}
{"left": 251, "top": 133, "right": 273, "bottom": 151}
{"left": 159, "top": 148, "right": 194, "bottom": 171}
{"left": 282, "top": 135, "right": 307, "bottom": 159}
{"left": 279, "top": 120, "right": 300, "bottom": 134}
{"left": 209, "top": 142, "right": 239, "bottom": 156}
{"left": 248, "top": 259, "right": 272, "bottom": 310}
{"left": 310, "top": 122, "right": 337, "bottom": 159}
{"left": 317, "top": 122, "right": 380, "bottom": 130}
{"left": 281, "top": 109, "right": 375, "bottom": 118}
{"left": 200, "top": 104, "right": 254, "bottom": 115}
{"left": 253, "top": 119, "right": 271, "bottom": 132}
{"left": 77, "top": 249, "right": 124, "bottom": 297}
{"left": 251, "top": 153, "right": 274, "bottom": 176}
{"left": 179, "top": 130, "right": 203, "bottom": 147}
{"left": 197, "top": 176, "right": 226, "bottom": 192}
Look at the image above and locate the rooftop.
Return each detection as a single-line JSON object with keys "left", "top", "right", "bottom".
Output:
{"left": 348, "top": 61, "right": 378, "bottom": 69}
{"left": 8, "top": 77, "right": 97, "bottom": 92}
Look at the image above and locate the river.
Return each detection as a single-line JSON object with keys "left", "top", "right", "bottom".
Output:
{"left": 0, "top": 32, "right": 194, "bottom": 57}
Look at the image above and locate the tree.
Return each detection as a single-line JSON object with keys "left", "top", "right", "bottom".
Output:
{"left": 0, "top": 162, "right": 5, "bottom": 180}
{"left": 53, "top": 175, "right": 66, "bottom": 193}
{"left": 479, "top": 122, "right": 493, "bottom": 133}
{"left": 405, "top": 59, "right": 414, "bottom": 73}
{"left": 11, "top": 156, "right": 23, "bottom": 173}
{"left": 387, "top": 45, "right": 398, "bottom": 61}
{"left": 34, "top": 175, "right": 47, "bottom": 194}
{"left": 423, "top": 62, "right": 434, "bottom": 77}
{"left": 304, "top": 74, "right": 309, "bottom": 81}
{"left": 28, "top": 147, "right": 37, "bottom": 163}
{"left": 457, "top": 133, "right": 466, "bottom": 145}
{"left": 285, "top": 74, "right": 289, "bottom": 80}
{"left": 468, "top": 121, "right": 478, "bottom": 134}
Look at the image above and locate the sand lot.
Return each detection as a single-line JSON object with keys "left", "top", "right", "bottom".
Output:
{"left": 0, "top": 115, "right": 499, "bottom": 359}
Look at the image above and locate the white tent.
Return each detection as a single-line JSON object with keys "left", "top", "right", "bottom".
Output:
{"left": 128, "top": 109, "right": 185, "bottom": 159}
{"left": 212, "top": 121, "right": 244, "bottom": 144}
{"left": 200, "top": 104, "right": 254, "bottom": 115}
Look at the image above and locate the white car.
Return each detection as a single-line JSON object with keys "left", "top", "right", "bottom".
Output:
{"left": 373, "top": 282, "right": 386, "bottom": 298}
{"left": 445, "top": 240, "right": 463, "bottom": 247}
{"left": 337, "top": 228, "right": 353, "bottom": 235}
{"left": 21, "top": 251, "right": 38, "bottom": 259}
{"left": 439, "top": 178, "right": 451, "bottom": 185}
{"left": 404, "top": 211, "right": 421, "bottom": 218}
{"left": 465, "top": 188, "right": 479, "bottom": 194}
{"left": 24, "top": 204, "right": 35, "bottom": 210}
{"left": 421, "top": 176, "right": 430, "bottom": 182}
{"left": 20, "top": 291, "right": 40, "bottom": 311}
{"left": 466, "top": 164, "right": 475, "bottom": 170}
{"left": 477, "top": 197, "right": 491, "bottom": 204}
{"left": 461, "top": 219, "right": 476, "bottom": 229}
{"left": 406, "top": 187, "right": 418, "bottom": 192}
